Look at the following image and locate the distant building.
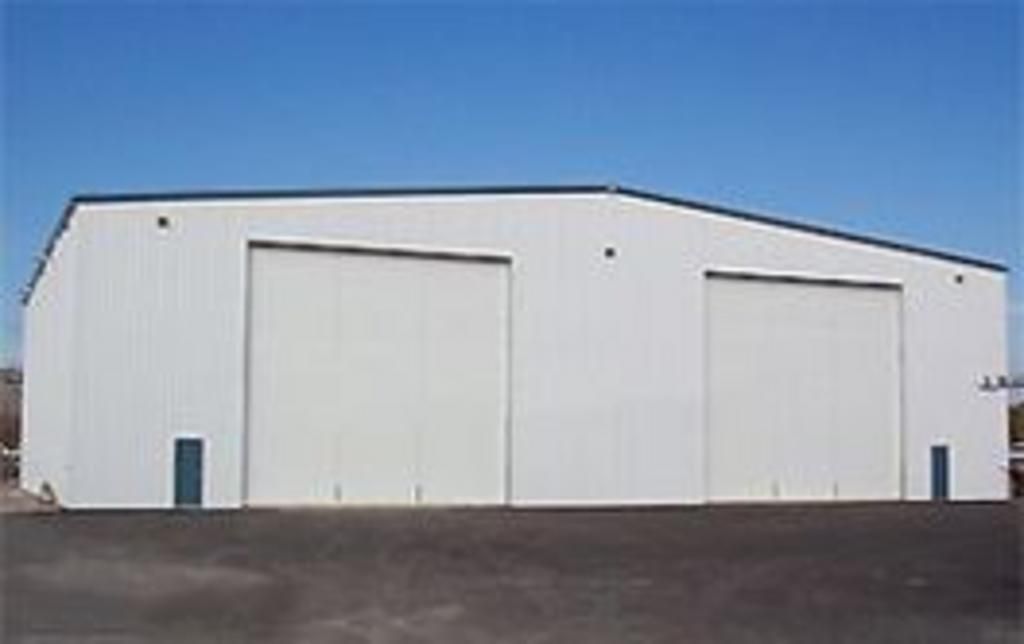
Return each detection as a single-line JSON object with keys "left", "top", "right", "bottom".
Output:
{"left": 20, "top": 185, "right": 1009, "bottom": 508}
{"left": 0, "top": 368, "right": 22, "bottom": 450}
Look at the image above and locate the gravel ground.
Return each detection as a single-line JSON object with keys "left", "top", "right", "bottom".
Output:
{"left": 1, "top": 502, "right": 1020, "bottom": 643}
{"left": 0, "top": 482, "right": 54, "bottom": 515}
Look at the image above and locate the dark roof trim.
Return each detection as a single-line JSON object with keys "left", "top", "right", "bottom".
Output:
{"left": 22, "top": 183, "right": 1007, "bottom": 305}
{"left": 22, "top": 200, "right": 78, "bottom": 305}
{"left": 71, "top": 184, "right": 611, "bottom": 205}
{"left": 615, "top": 187, "right": 1007, "bottom": 273}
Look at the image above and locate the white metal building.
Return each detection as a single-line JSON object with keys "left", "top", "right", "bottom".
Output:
{"left": 21, "top": 185, "right": 1009, "bottom": 508}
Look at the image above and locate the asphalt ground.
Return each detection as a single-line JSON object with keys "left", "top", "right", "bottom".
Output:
{"left": 1, "top": 502, "right": 1020, "bottom": 643}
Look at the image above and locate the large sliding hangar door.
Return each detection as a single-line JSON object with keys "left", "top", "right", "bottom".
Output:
{"left": 706, "top": 273, "right": 903, "bottom": 502}
{"left": 245, "top": 243, "right": 510, "bottom": 506}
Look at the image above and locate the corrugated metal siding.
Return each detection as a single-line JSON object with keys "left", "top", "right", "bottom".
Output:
{"left": 21, "top": 218, "right": 79, "bottom": 503}
{"left": 28, "top": 192, "right": 1007, "bottom": 507}
{"left": 625, "top": 196, "right": 1008, "bottom": 501}
{"left": 69, "top": 207, "right": 246, "bottom": 507}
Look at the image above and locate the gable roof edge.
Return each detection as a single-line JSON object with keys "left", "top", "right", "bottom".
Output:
{"left": 613, "top": 186, "right": 1007, "bottom": 273}
{"left": 21, "top": 183, "right": 1007, "bottom": 306}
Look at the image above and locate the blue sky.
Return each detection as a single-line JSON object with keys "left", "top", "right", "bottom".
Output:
{"left": 2, "top": 2, "right": 1020, "bottom": 369}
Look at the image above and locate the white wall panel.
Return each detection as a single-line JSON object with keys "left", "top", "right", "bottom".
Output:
{"left": 623, "top": 195, "right": 1006, "bottom": 501}
{"left": 21, "top": 221, "right": 78, "bottom": 503}
{"left": 23, "top": 190, "right": 1007, "bottom": 507}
